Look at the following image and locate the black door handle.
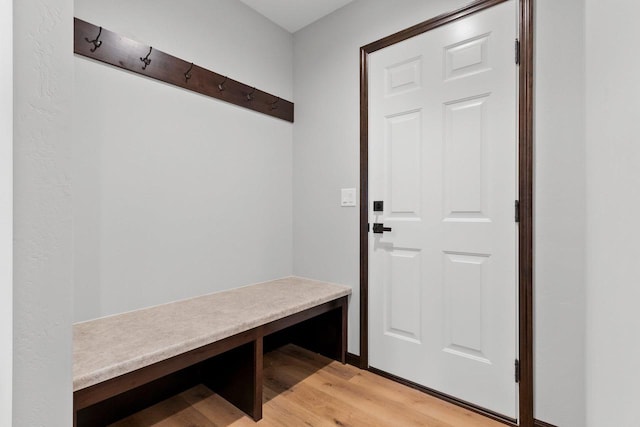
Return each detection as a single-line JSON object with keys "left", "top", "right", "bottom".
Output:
{"left": 372, "top": 223, "right": 392, "bottom": 234}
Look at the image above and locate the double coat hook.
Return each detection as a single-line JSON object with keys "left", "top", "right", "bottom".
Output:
{"left": 140, "top": 47, "right": 152, "bottom": 70}
{"left": 184, "top": 63, "right": 194, "bottom": 83}
{"left": 246, "top": 87, "right": 256, "bottom": 101}
{"left": 85, "top": 26, "right": 103, "bottom": 52}
{"left": 218, "top": 76, "right": 227, "bottom": 92}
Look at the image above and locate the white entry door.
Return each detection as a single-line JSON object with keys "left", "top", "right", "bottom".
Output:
{"left": 368, "top": 1, "right": 518, "bottom": 418}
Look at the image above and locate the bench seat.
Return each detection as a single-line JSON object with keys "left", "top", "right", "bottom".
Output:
{"left": 73, "top": 276, "right": 351, "bottom": 426}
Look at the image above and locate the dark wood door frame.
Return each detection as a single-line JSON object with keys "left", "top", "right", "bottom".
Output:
{"left": 358, "top": 0, "right": 534, "bottom": 426}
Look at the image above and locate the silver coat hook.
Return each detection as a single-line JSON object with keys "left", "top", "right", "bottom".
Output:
{"left": 246, "top": 87, "right": 256, "bottom": 101}
{"left": 85, "top": 26, "right": 103, "bottom": 52}
{"left": 218, "top": 76, "right": 227, "bottom": 91}
{"left": 269, "top": 97, "right": 280, "bottom": 110}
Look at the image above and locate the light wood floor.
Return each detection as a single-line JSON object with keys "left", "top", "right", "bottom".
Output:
{"left": 111, "top": 344, "right": 504, "bottom": 427}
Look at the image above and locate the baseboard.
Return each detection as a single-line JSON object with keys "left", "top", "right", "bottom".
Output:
{"left": 345, "top": 352, "right": 360, "bottom": 367}
{"left": 534, "top": 419, "right": 558, "bottom": 427}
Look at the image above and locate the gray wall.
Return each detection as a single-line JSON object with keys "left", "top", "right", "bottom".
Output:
{"left": 73, "top": 0, "right": 294, "bottom": 321}
{"left": 585, "top": 1, "right": 640, "bottom": 425}
{"left": 292, "top": 0, "right": 587, "bottom": 425}
{"left": 534, "top": 0, "right": 586, "bottom": 425}
{"left": 0, "top": 0, "right": 12, "bottom": 423}
{"left": 13, "top": 0, "right": 74, "bottom": 425}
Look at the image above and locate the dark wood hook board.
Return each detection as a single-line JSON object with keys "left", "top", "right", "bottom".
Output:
{"left": 74, "top": 18, "right": 294, "bottom": 123}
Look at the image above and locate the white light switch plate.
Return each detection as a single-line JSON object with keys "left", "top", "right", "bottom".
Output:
{"left": 341, "top": 188, "right": 357, "bottom": 207}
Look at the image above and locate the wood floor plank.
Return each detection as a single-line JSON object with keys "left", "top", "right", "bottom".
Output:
{"left": 273, "top": 346, "right": 504, "bottom": 427}
{"left": 110, "top": 388, "right": 215, "bottom": 427}
{"left": 349, "top": 369, "right": 502, "bottom": 427}
{"left": 264, "top": 372, "right": 388, "bottom": 427}
{"left": 266, "top": 352, "right": 449, "bottom": 427}
{"left": 274, "top": 344, "right": 361, "bottom": 381}
{"left": 110, "top": 345, "right": 507, "bottom": 427}
{"left": 261, "top": 389, "right": 333, "bottom": 427}
{"left": 178, "top": 386, "right": 258, "bottom": 427}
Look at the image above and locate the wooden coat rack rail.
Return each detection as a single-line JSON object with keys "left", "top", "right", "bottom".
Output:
{"left": 74, "top": 18, "right": 294, "bottom": 122}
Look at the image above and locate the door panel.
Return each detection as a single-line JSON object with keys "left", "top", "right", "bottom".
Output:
{"left": 444, "top": 95, "right": 489, "bottom": 220}
{"left": 387, "top": 111, "right": 422, "bottom": 218}
{"left": 443, "top": 251, "right": 490, "bottom": 362}
{"left": 386, "top": 249, "right": 422, "bottom": 343}
{"left": 369, "top": 0, "right": 518, "bottom": 418}
{"left": 445, "top": 33, "right": 491, "bottom": 80}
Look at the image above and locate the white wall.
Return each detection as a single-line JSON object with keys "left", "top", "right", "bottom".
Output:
{"left": 73, "top": 0, "right": 294, "bottom": 321}
{"left": 534, "top": 0, "right": 586, "bottom": 426}
{"left": 0, "top": 0, "right": 12, "bottom": 424}
{"left": 293, "top": 0, "right": 586, "bottom": 425}
{"left": 585, "top": 1, "right": 640, "bottom": 426}
{"left": 13, "top": 0, "right": 74, "bottom": 425}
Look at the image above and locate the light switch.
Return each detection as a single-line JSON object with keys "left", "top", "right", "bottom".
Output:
{"left": 341, "top": 188, "right": 357, "bottom": 207}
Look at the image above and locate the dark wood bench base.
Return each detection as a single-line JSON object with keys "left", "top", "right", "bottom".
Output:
{"left": 74, "top": 296, "right": 348, "bottom": 426}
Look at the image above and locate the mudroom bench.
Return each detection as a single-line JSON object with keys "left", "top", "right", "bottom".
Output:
{"left": 73, "top": 277, "right": 350, "bottom": 426}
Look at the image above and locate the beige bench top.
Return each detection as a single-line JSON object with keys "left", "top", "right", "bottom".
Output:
{"left": 73, "top": 276, "right": 351, "bottom": 391}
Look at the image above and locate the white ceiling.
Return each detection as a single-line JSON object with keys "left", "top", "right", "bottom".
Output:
{"left": 239, "top": 0, "right": 355, "bottom": 33}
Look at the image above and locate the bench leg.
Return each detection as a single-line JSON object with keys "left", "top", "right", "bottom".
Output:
{"left": 253, "top": 337, "right": 264, "bottom": 420}
{"left": 340, "top": 296, "right": 348, "bottom": 363}
{"left": 202, "top": 337, "right": 263, "bottom": 421}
